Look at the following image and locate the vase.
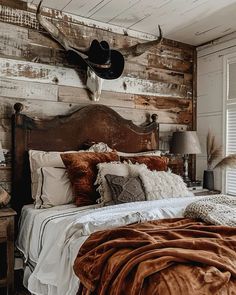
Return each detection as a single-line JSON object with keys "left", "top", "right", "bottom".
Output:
{"left": 203, "top": 170, "right": 214, "bottom": 190}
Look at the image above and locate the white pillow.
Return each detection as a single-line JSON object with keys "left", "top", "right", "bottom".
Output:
{"left": 29, "top": 150, "right": 77, "bottom": 199}
{"left": 131, "top": 165, "right": 193, "bottom": 200}
{"left": 35, "top": 167, "right": 73, "bottom": 209}
{"left": 95, "top": 162, "right": 131, "bottom": 205}
{"left": 29, "top": 143, "right": 112, "bottom": 200}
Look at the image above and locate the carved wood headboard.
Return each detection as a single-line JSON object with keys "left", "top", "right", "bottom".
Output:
{"left": 12, "top": 103, "right": 159, "bottom": 216}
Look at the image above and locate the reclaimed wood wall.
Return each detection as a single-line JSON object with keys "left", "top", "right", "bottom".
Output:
{"left": 0, "top": 0, "right": 196, "bottom": 192}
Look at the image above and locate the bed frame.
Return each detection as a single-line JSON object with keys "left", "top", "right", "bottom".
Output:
{"left": 12, "top": 103, "right": 159, "bottom": 217}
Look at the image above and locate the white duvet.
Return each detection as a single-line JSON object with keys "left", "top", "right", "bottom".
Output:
{"left": 17, "top": 196, "right": 206, "bottom": 295}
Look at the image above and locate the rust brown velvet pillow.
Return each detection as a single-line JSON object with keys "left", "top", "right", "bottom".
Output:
{"left": 61, "top": 152, "right": 119, "bottom": 207}
{"left": 120, "top": 155, "right": 169, "bottom": 171}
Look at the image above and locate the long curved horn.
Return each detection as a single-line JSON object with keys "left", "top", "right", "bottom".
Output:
{"left": 36, "top": 0, "right": 87, "bottom": 54}
{"left": 120, "top": 25, "right": 163, "bottom": 59}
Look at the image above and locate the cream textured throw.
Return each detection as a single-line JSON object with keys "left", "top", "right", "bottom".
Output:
{"left": 184, "top": 194, "right": 236, "bottom": 226}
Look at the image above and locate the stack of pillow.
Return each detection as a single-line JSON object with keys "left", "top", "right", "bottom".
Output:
{"left": 29, "top": 143, "right": 192, "bottom": 209}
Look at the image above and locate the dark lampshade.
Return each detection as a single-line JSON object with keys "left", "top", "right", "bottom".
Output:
{"left": 170, "top": 131, "right": 201, "bottom": 155}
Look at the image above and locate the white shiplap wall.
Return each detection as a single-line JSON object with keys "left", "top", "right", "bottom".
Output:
{"left": 197, "top": 32, "right": 236, "bottom": 190}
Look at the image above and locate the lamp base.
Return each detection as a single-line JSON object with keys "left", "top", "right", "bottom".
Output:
{"left": 183, "top": 154, "right": 190, "bottom": 183}
{"left": 183, "top": 175, "right": 191, "bottom": 184}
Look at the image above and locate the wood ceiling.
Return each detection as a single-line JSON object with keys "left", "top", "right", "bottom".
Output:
{"left": 23, "top": 0, "right": 236, "bottom": 45}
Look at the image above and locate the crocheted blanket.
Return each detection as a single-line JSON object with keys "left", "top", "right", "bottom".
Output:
{"left": 184, "top": 194, "right": 236, "bottom": 226}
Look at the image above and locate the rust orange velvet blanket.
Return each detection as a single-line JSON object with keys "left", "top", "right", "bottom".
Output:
{"left": 74, "top": 218, "right": 236, "bottom": 295}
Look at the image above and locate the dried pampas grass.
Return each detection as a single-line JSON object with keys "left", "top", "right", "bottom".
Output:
{"left": 206, "top": 130, "right": 222, "bottom": 170}
{"left": 214, "top": 154, "right": 236, "bottom": 170}
{"left": 205, "top": 131, "right": 236, "bottom": 171}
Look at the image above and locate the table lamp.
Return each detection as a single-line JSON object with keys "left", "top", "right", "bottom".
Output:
{"left": 170, "top": 131, "right": 201, "bottom": 182}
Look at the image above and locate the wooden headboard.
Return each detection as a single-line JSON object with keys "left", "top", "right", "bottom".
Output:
{"left": 12, "top": 103, "right": 159, "bottom": 216}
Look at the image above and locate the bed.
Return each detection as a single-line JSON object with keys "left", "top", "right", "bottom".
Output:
{"left": 13, "top": 103, "right": 236, "bottom": 295}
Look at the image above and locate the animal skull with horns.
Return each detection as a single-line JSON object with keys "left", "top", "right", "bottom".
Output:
{"left": 36, "top": 0, "right": 163, "bottom": 101}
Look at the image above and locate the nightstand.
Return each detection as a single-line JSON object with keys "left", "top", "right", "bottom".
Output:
{"left": 0, "top": 208, "right": 16, "bottom": 295}
{"left": 191, "top": 189, "right": 221, "bottom": 196}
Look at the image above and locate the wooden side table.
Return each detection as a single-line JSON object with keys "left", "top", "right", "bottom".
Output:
{"left": 0, "top": 208, "right": 16, "bottom": 295}
{"left": 191, "top": 189, "right": 221, "bottom": 196}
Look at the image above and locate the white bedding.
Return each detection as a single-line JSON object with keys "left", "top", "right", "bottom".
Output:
{"left": 17, "top": 196, "right": 206, "bottom": 295}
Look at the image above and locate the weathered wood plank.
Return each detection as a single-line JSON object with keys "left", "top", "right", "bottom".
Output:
{"left": 0, "top": 96, "right": 74, "bottom": 118}
{"left": 124, "top": 62, "right": 193, "bottom": 85}
{"left": 153, "top": 44, "right": 193, "bottom": 61}
{"left": 0, "top": 167, "right": 11, "bottom": 182}
{"left": 134, "top": 95, "right": 192, "bottom": 125}
{"left": 0, "top": 22, "right": 67, "bottom": 65}
{"left": 0, "top": 117, "right": 11, "bottom": 149}
{"left": 0, "top": 181, "right": 11, "bottom": 193}
{"left": 28, "top": 29, "right": 62, "bottom": 50}
{"left": 148, "top": 54, "right": 193, "bottom": 73}
{"left": 0, "top": 0, "right": 28, "bottom": 10}
{"left": 134, "top": 95, "right": 192, "bottom": 111}
{"left": 0, "top": 58, "right": 192, "bottom": 97}
{"left": 58, "top": 86, "right": 134, "bottom": 108}
{"left": 0, "top": 4, "right": 38, "bottom": 29}
{"left": 103, "top": 77, "right": 192, "bottom": 98}
{"left": 0, "top": 22, "right": 28, "bottom": 58}
{"left": 0, "top": 78, "right": 58, "bottom": 101}
{"left": 0, "top": 57, "right": 84, "bottom": 86}
{"left": 59, "top": 85, "right": 192, "bottom": 113}
{"left": 58, "top": 86, "right": 192, "bottom": 124}
{"left": 0, "top": 132, "right": 11, "bottom": 150}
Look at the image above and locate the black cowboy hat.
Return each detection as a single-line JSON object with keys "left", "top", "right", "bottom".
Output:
{"left": 67, "top": 40, "right": 124, "bottom": 80}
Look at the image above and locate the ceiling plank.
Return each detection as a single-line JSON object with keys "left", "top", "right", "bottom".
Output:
{"left": 88, "top": 0, "right": 141, "bottom": 22}
{"left": 166, "top": 2, "right": 236, "bottom": 45}
{"left": 32, "top": 0, "right": 71, "bottom": 11}
{"left": 109, "top": 0, "right": 170, "bottom": 28}
{"left": 130, "top": 0, "right": 236, "bottom": 43}
{"left": 63, "top": 0, "right": 112, "bottom": 18}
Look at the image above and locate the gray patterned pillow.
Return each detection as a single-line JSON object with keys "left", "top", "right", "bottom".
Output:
{"left": 105, "top": 174, "right": 146, "bottom": 204}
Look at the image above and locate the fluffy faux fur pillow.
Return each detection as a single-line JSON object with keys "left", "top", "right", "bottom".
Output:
{"left": 132, "top": 166, "right": 193, "bottom": 200}
{"left": 61, "top": 152, "right": 119, "bottom": 207}
{"left": 120, "top": 155, "right": 169, "bottom": 171}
